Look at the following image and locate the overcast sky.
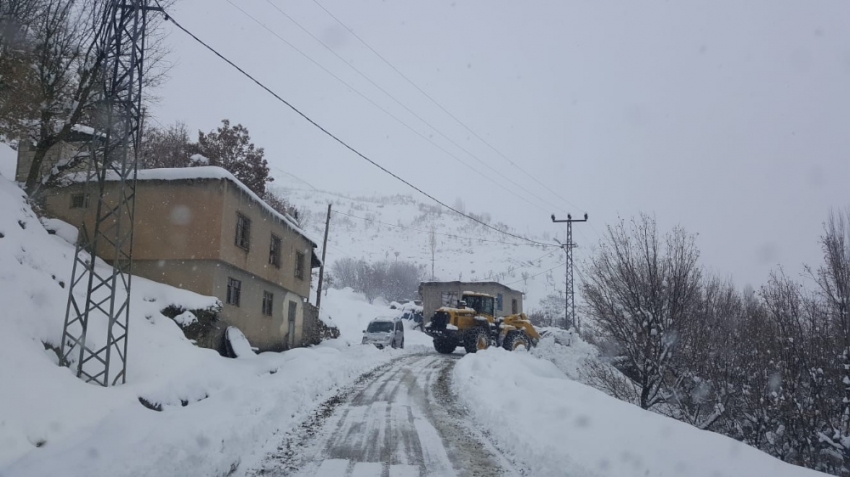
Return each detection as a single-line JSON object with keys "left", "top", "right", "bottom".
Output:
{"left": 150, "top": 0, "right": 850, "bottom": 289}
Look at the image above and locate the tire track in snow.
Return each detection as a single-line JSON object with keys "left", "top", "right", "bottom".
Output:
{"left": 253, "top": 353, "right": 516, "bottom": 477}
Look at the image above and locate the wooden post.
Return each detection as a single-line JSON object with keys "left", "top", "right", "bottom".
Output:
{"left": 316, "top": 203, "right": 332, "bottom": 311}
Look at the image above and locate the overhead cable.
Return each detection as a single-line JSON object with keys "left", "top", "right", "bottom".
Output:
{"left": 308, "top": 0, "right": 586, "bottom": 213}
{"left": 154, "top": 2, "right": 554, "bottom": 248}
{"left": 261, "top": 0, "right": 573, "bottom": 216}
{"left": 223, "top": 0, "right": 557, "bottom": 217}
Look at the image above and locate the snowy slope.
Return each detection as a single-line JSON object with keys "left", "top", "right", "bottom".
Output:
{"left": 275, "top": 176, "right": 564, "bottom": 311}
{"left": 0, "top": 175, "right": 405, "bottom": 476}
{"left": 319, "top": 287, "right": 435, "bottom": 349}
{"left": 455, "top": 348, "right": 827, "bottom": 477}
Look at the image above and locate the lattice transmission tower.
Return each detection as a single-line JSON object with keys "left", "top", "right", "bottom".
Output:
{"left": 60, "top": 0, "right": 158, "bottom": 386}
{"left": 552, "top": 213, "right": 588, "bottom": 332}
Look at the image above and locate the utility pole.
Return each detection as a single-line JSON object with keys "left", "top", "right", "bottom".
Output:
{"left": 429, "top": 225, "right": 437, "bottom": 280}
{"left": 59, "top": 0, "right": 158, "bottom": 386}
{"left": 315, "top": 203, "right": 332, "bottom": 312}
{"left": 551, "top": 213, "right": 588, "bottom": 333}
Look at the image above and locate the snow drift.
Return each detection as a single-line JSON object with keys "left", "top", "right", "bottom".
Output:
{"left": 0, "top": 174, "right": 401, "bottom": 476}
{"left": 454, "top": 348, "right": 827, "bottom": 477}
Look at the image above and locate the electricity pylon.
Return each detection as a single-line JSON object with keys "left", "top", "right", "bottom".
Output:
{"left": 552, "top": 213, "right": 588, "bottom": 332}
{"left": 60, "top": 0, "right": 159, "bottom": 386}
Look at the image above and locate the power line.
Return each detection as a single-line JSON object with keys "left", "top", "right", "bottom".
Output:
{"left": 505, "top": 260, "right": 566, "bottom": 286}
{"left": 308, "top": 0, "right": 586, "bottom": 213}
{"left": 269, "top": 169, "right": 560, "bottom": 250}
{"left": 262, "top": 0, "right": 572, "bottom": 217}
{"left": 154, "top": 3, "right": 553, "bottom": 248}
{"left": 333, "top": 209, "right": 556, "bottom": 248}
{"left": 222, "top": 0, "right": 555, "bottom": 217}
{"left": 271, "top": 166, "right": 320, "bottom": 192}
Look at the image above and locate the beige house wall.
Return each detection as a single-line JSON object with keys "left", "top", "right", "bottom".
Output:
{"left": 132, "top": 259, "right": 218, "bottom": 297}
{"left": 211, "top": 261, "right": 305, "bottom": 351}
{"left": 43, "top": 180, "right": 226, "bottom": 262}
{"left": 218, "top": 181, "right": 313, "bottom": 299}
{"left": 39, "top": 176, "right": 317, "bottom": 352}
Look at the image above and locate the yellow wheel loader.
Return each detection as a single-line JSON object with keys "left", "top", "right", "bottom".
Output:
{"left": 424, "top": 292, "right": 540, "bottom": 354}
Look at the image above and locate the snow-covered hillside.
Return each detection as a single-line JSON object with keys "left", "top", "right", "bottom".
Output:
{"left": 456, "top": 349, "right": 826, "bottom": 477}
{"left": 0, "top": 146, "right": 825, "bottom": 477}
{"left": 0, "top": 170, "right": 407, "bottom": 476}
{"left": 275, "top": 176, "right": 565, "bottom": 312}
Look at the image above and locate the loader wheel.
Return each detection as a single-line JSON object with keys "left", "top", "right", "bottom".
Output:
{"left": 503, "top": 331, "right": 530, "bottom": 351}
{"left": 433, "top": 338, "right": 456, "bottom": 354}
{"left": 463, "top": 328, "right": 490, "bottom": 354}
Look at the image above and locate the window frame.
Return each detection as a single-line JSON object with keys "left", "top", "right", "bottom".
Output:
{"left": 269, "top": 234, "right": 281, "bottom": 268}
{"left": 262, "top": 290, "right": 273, "bottom": 316}
{"left": 235, "top": 213, "right": 251, "bottom": 251}
{"left": 70, "top": 193, "right": 88, "bottom": 209}
{"left": 226, "top": 277, "right": 242, "bottom": 307}
{"left": 440, "top": 291, "right": 458, "bottom": 307}
{"left": 295, "top": 251, "right": 305, "bottom": 280}
{"left": 496, "top": 293, "right": 503, "bottom": 311}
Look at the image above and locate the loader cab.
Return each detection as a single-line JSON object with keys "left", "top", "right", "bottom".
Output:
{"left": 461, "top": 292, "right": 495, "bottom": 317}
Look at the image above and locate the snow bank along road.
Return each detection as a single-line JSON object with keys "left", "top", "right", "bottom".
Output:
{"left": 254, "top": 353, "right": 515, "bottom": 477}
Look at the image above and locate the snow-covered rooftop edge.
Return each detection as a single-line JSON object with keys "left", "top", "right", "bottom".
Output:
{"left": 63, "top": 166, "right": 318, "bottom": 247}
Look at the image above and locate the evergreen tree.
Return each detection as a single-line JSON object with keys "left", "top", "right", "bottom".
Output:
{"left": 196, "top": 119, "right": 272, "bottom": 196}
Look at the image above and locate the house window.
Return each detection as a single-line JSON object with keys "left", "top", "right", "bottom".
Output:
{"left": 269, "top": 234, "right": 281, "bottom": 267}
{"left": 295, "top": 251, "right": 305, "bottom": 280}
{"left": 441, "top": 291, "right": 458, "bottom": 307}
{"left": 226, "top": 277, "right": 241, "bottom": 306}
{"left": 511, "top": 298, "right": 518, "bottom": 314}
{"left": 235, "top": 213, "right": 251, "bottom": 250}
{"left": 262, "top": 291, "right": 273, "bottom": 316}
{"left": 70, "top": 193, "right": 88, "bottom": 209}
{"left": 496, "top": 293, "right": 503, "bottom": 311}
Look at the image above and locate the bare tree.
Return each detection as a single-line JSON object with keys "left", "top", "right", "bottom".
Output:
{"left": 668, "top": 277, "right": 744, "bottom": 431}
{"left": 0, "top": 0, "right": 170, "bottom": 196}
{"left": 807, "top": 209, "right": 850, "bottom": 467}
{"left": 581, "top": 214, "right": 702, "bottom": 410}
{"left": 329, "top": 257, "right": 426, "bottom": 304}
{"left": 139, "top": 120, "right": 193, "bottom": 169}
{"left": 263, "top": 188, "right": 305, "bottom": 227}
{"left": 0, "top": 0, "right": 46, "bottom": 141}
{"left": 528, "top": 291, "right": 565, "bottom": 328}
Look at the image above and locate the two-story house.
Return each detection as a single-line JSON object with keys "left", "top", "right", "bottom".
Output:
{"left": 35, "top": 166, "right": 321, "bottom": 352}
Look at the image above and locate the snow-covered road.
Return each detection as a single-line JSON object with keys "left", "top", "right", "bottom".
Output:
{"left": 256, "top": 353, "right": 514, "bottom": 477}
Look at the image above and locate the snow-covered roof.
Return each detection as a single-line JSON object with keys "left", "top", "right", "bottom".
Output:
{"left": 462, "top": 291, "right": 494, "bottom": 297}
{"left": 419, "top": 281, "right": 522, "bottom": 294}
{"left": 63, "top": 166, "right": 318, "bottom": 247}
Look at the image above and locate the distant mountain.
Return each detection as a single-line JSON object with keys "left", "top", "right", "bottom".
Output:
{"left": 273, "top": 174, "right": 564, "bottom": 311}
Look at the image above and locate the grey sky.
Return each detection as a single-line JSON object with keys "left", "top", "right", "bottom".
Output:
{"left": 150, "top": 0, "right": 850, "bottom": 289}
